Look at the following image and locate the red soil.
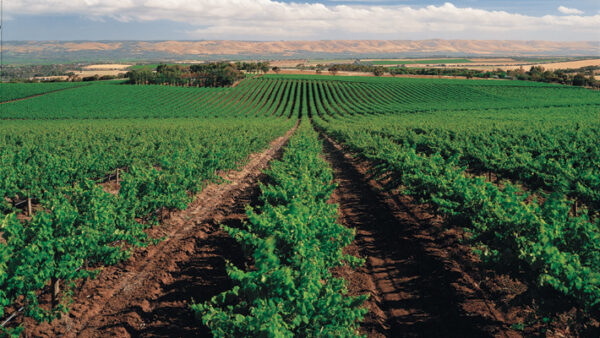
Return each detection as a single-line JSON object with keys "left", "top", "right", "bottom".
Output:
{"left": 24, "top": 123, "right": 297, "bottom": 337}
{"left": 320, "top": 131, "right": 599, "bottom": 337}
{"left": 321, "top": 133, "right": 522, "bottom": 337}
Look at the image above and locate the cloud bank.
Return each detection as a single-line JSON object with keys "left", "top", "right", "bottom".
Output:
{"left": 558, "top": 6, "right": 584, "bottom": 15}
{"left": 6, "top": 1, "right": 600, "bottom": 40}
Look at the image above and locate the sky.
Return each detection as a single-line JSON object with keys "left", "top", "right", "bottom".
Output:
{"left": 2, "top": 0, "right": 599, "bottom": 41}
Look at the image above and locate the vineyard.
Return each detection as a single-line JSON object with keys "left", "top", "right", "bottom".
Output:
{"left": 0, "top": 82, "right": 89, "bottom": 103}
{"left": 1, "top": 75, "right": 599, "bottom": 336}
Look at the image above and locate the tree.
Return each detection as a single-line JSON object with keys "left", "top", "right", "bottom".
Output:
{"left": 66, "top": 72, "right": 77, "bottom": 82}
{"left": 272, "top": 66, "right": 281, "bottom": 74}
{"left": 572, "top": 73, "right": 586, "bottom": 86}
{"left": 156, "top": 63, "right": 169, "bottom": 73}
{"left": 127, "top": 62, "right": 246, "bottom": 87}
{"left": 259, "top": 62, "right": 270, "bottom": 74}
{"left": 373, "top": 66, "right": 385, "bottom": 77}
{"left": 329, "top": 65, "right": 339, "bottom": 76}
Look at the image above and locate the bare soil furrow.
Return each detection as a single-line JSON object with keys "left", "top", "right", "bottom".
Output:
{"left": 321, "top": 131, "right": 520, "bottom": 338}
{"left": 27, "top": 122, "right": 298, "bottom": 337}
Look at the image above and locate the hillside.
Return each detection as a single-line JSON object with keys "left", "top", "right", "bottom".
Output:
{"left": 4, "top": 40, "right": 599, "bottom": 63}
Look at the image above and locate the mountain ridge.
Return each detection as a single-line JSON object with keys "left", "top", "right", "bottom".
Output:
{"left": 4, "top": 40, "right": 599, "bottom": 63}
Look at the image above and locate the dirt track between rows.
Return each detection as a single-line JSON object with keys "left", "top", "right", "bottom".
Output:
{"left": 321, "top": 132, "right": 520, "bottom": 338}
{"left": 27, "top": 122, "right": 298, "bottom": 337}
{"left": 24, "top": 118, "right": 574, "bottom": 337}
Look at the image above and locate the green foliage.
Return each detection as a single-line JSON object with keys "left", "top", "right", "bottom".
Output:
{"left": 194, "top": 122, "right": 367, "bottom": 337}
{"left": 119, "top": 165, "right": 191, "bottom": 221}
{"left": 4, "top": 75, "right": 600, "bottom": 120}
{"left": 0, "top": 117, "right": 293, "bottom": 329}
{"left": 2, "top": 72, "right": 599, "bottom": 332}
{"left": 127, "top": 62, "right": 245, "bottom": 87}
{"left": 0, "top": 77, "right": 311, "bottom": 119}
{"left": 315, "top": 111, "right": 600, "bottom": 310}
{"left": 319, "top": 106, "right": 600, "bottom": 214}
{"left": 0, "top": 82, "right": 87, "bottom": 103}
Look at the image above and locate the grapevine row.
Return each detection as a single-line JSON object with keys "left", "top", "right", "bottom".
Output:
{"left": 314, "top": 112, "right": 600, "bottom": 311}
{"left": 193, "top": 120, "right": 366, "bottom": 336}
{"left": 0, "top": 118, "right": 294, "bottom": 333}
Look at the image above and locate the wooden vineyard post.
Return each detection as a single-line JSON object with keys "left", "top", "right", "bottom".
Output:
{"left": 51, "top": 277, "right": 60, "bottom": 309}
{"left": 116, "top": 168, "right": 120, "bottom": 183}
{"left": 573, "top": 200, "right": 578, "bottom": 215}
{"left": 27, "top": 197, "right": 32, "bottom": 216}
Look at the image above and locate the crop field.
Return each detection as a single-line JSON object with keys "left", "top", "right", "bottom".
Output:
{"left": 1, "top": 75, "right": 599, "bottom": 336}
{"left": 365, "top": 58, "right": 473, "bottom": 65}
{"left": 0, "top": 82, "right": 89, "bottom": 103}
{"left": 129, "top": 63, "right": 189, "bottom": 71}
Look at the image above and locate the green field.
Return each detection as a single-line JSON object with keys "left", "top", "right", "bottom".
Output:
{"left": 365, "top": 58, "right": 473, "bottom": 65}
{"left": 0, "top": 82, "right": 90, "bottom": 102}
{"left": 2, "top": 75, "right": 598, "bottom": 119}
{"left": 1, "top": 74, "right": 599, "bottom": 335}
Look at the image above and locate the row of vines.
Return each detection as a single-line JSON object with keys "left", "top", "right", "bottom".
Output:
{"left": 311, "top": 77, "right": 600, "bottom": 318}
{"left": 0, "top": 118, "right": 294, "bottom": 335}
{"left": 194, "top": 120, "right": 366, "bottom": 336}
{"left": 1, "top": 75, "right": 599, "bottom": 335}
{"left": 4, "top": 75, "right": 600, "bottom": 120}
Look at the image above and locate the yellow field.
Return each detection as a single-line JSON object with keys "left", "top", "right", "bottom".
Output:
{"left": 67, "top": 70, "right": 128, "bottom": 77}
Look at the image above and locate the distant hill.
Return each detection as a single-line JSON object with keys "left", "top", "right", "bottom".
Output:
{"left": 4, "top": 40, "right": 599, "bottom": 63}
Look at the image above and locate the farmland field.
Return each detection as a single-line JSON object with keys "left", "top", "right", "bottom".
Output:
{"left": 1, "top": 75, "right": 599, "bottom": 337}
{"left": 0, "top": 82, "right": 89, "bottom": 103}
{"left": 365, "top": 58, "right": 473, "bottom": 65}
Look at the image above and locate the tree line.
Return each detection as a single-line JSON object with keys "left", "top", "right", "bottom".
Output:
{"left": 325, "top": 63, "right": 600, "bottom": 88}
{"left": 126, "top": 62, "right": 271, "bottom": 87}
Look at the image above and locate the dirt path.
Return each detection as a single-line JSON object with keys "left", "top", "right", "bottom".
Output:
{"left": 321, "top": 132, "right": 520, "bottom": 338}
{"left": 28, "top": 123, "right": 298, "bottom": 337}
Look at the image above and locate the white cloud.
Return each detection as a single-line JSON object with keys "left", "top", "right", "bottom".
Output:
{"left": 558, "top": 6, "right": 584, "bottom": 15}
{"left": 5, "top": 1, "right": 600, "bottom": 40}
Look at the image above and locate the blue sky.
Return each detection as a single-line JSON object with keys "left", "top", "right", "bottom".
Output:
{"left": 4, "top": 1, "right": 599, "bottom": 41}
